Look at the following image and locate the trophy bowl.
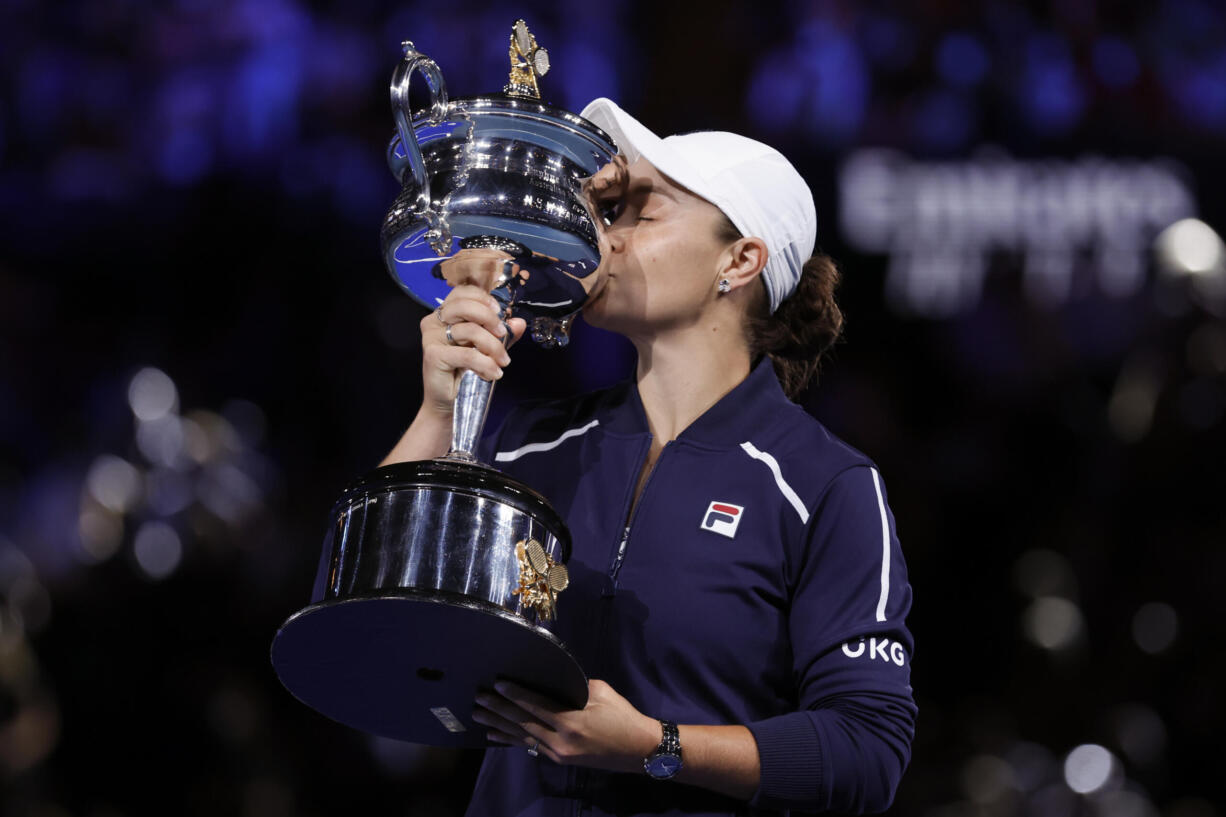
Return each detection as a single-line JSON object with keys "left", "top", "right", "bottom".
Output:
{"left": 271, "top": 21, "right": 617, "bottom": 746}
{"left": 382, "top": 93, "right": 617, "bottom": 337}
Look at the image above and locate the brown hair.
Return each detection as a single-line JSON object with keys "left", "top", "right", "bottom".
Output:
{"left": 718, "top": 218, "right": 845, "bottom": 399}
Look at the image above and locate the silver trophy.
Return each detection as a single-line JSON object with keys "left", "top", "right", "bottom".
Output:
{"left": 271, "top": 21, "right": 618, "bottom": 746}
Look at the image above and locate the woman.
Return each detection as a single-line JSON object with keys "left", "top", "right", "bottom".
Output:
{"left": 381, "top": 99, "right": 916, "bottom": 816}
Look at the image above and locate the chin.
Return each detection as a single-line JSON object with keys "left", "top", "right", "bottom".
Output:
{"left": 580, "top": 289, "right": 613, "bottom": 329}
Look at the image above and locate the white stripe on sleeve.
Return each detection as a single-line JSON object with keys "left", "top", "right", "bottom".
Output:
{"left": 871, "top": 467, "right": 891, "bottom": 622}
{"left": 494, "top": 420, "right": 600, "bottom": 463}
{"left": 739, "top": 441, "right": 810, "bottom": 524}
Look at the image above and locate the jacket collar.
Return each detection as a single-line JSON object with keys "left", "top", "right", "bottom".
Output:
{"left": 599, "top": 358, "right": 792, "bottom": 446}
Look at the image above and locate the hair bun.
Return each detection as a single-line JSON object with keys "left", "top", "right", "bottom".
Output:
{"left": 748, "top": 252, "right": 844, "bottom": 399}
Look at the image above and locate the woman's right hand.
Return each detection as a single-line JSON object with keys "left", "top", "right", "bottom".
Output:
{"left": 419, "top": 251, "right": 528, "bottom": 419}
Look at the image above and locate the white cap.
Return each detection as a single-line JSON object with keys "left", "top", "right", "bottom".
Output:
{"left": 580, "top": 97, "right": 817, "bottom": 313}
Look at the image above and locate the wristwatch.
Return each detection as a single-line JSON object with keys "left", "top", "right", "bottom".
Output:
{"left": 643, "top": 719, "right": 683, "bottom": 780}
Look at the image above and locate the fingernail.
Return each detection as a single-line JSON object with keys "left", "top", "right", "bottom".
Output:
{"left": 496, "top": 322, "right": 508, "bottom": 337}
{"left": 494, "top": 369, "right": 503, "bottom": 380}
{"left": 474, "top": 694, "right": 490, "bottom": 706}
{"left": 493, "top": 681, "right": 510, "bottom": 694}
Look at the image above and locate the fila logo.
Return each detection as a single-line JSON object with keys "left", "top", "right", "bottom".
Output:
{"left": 700, "top": 501, "right": 744, "bottom": 538}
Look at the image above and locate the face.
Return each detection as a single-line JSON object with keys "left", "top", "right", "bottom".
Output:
{"left": 582, "top": 158, "right": 731, "bottom": 339}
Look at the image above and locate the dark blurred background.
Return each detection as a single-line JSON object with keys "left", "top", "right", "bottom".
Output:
{"left": 2, "top": 0, "right": 1224, "bottom": 815}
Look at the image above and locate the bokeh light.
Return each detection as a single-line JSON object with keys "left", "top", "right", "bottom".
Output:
{"left": 1063, "top": 743, "right": 1118, "bottom": 794}
{"left": 1132, "top": 602, "right": 1179, "bottom": 654}
{"left": 1111, "top": 702, "right": 1167, "bottom": 767}
{"left": 1156, "top": 218, "right": 1226, "bottom": 277}
{"left": 1108, "top": 354, "right": 1162, "bottom": 443}
{"left": 1023, "top": 596, "right": 1084, "bottom": 651}
{"left": 136, "top": 414, "right": 186, "bottom": 468}
{"left": 77, "top": 502, "right": 124, "bottom": 564}
{"left": 85, "top": 455, "right": 142, "bottom": 515}
{"left": 127, "top": 367, "right": 179, "bottom": 422}
{"left": 132, "top": 520, "right": 183, "bottom": 580}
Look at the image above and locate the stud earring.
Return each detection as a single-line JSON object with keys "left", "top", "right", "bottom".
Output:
{"left": 718, "top": 279, "right": 731, "bottom": 294}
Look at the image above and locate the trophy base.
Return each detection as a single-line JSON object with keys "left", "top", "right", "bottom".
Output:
{"left": 270, "top": 588, "right": 588, "bottom": 746}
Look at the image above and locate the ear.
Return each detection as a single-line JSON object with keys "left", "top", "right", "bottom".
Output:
{"left": 718, "top": 236, "right": 769, "bottom": 291}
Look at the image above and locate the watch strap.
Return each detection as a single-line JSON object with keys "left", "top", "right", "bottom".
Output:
{"left": 655, "top": 719, "right": 680, "bottom": 755}
{"left": 643, "top": 719, "right": 682, "bottom": 779}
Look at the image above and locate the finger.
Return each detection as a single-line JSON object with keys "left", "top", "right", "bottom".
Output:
{"left": 596, "top": 154, "right": 628, "bottom": 187}
{"left": 439, "top": 321, "right": 511, "bottom": 365}
{"left": 475, "top": 690, "right": 541, "bottom": 730}
{"left": 427, "top": 312, "right": 508, "bottom": 354}
{"left": 471, "top": 702, "right": 534, "bottom": 741}
{"left": 504, "top": 317, "right": 527, "bottom": 348}
{"left": 425, "top": 344, "right": 505, "bottom": 382}
{"left": 436, "top": 294, "right": 506, "bottom": 336}
{"left": 599, "top": 154, "right": 629, "bottom": 194}
{"left": 493, "top": 680, "right": 566, "bottom": 727}
{"left": 584, "top": 157, "right": 627, "bottom": 200}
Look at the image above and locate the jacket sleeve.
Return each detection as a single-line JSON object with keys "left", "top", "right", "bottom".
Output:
{"left": 745, "top": 465, "right": 917, "bottom": 814}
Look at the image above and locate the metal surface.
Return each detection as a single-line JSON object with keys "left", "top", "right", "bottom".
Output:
{"left": 381, "top": 93, "right": 616, "bottom": 319}
{"left": 271, "top": 460, "right": 588, "bottom": 744}
{"left": 389, "top": 41, "right": 450, "bottom": 224}
{"left": 315, "top": 460, "right": 571, "bottom": 616}
{"left": 448, "top": 369, "right": 494, "bottom": 462}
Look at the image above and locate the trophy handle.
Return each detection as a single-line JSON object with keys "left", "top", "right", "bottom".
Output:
{"left": 390, "top": 41, "right": 450, "bottom": 213}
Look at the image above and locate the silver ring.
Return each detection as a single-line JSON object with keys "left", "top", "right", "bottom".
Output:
{"left": 526, "top": 741, "right": 539, "bottom": 757}
{"left": 445, "top": 324, "right": 457, "bottom": 346}
{"left": 435, "top": 306, "right": 448, "bottom": 326}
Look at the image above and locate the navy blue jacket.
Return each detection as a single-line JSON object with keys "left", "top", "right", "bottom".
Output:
{"left": 467, "top": 360, "right": 916, "bottom": 816}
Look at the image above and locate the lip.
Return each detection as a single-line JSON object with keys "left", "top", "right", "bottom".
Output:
{"left": 585, "top": 271, "right": 614, "bottom": 302}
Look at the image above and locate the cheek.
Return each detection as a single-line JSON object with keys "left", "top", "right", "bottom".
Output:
{"left": 635, "top": 235, "right": 714, "bottom": 293}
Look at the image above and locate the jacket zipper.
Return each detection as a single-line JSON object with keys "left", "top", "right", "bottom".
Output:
{"left": 603, "top": 438, "right": 663, "bottom": 595}
{"left": 578, "top": 437, "right": 656, "bottom": 809}
{"left": 606, "top": 526, "right": 631, "bottom": 591}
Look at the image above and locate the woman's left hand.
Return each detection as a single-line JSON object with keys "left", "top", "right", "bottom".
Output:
{"left": 472, "top": 679, "right": 662, "bottom": 773}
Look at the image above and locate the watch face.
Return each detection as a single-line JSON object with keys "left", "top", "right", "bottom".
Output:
{"left": 646, "top": 753, "right": 683, "bottom": 779}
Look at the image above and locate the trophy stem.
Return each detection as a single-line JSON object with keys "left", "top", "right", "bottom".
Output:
{"left": 444, "top": 277, "right": 516, "bottom": 463}
{"left": 446, "top": 369, "right": 494, "bottom": 462}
